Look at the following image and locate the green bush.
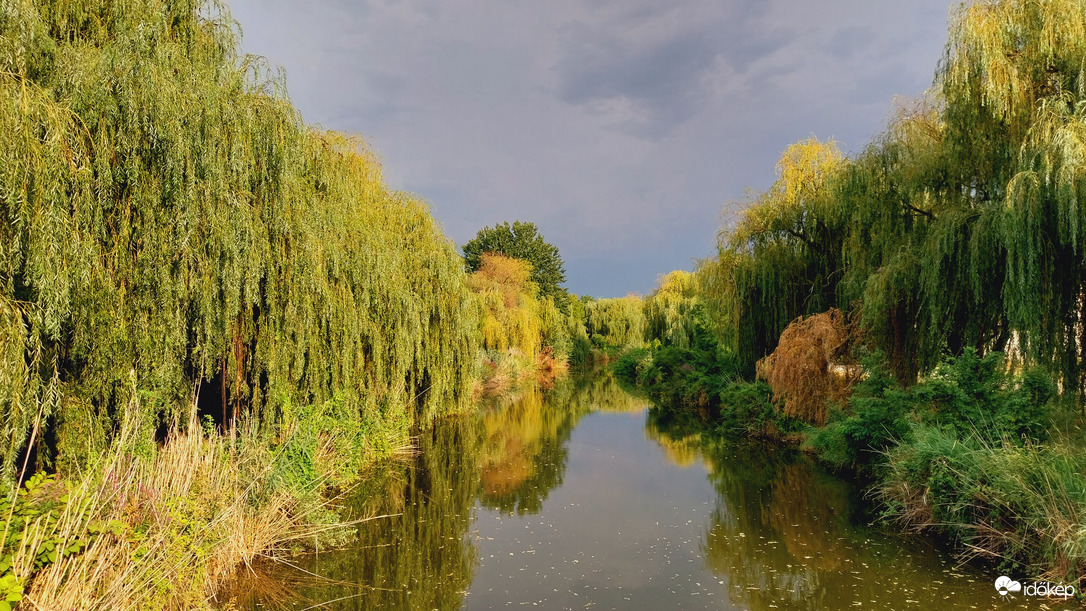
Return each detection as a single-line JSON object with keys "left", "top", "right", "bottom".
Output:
{"left": 1, "top": 473, "right": 89, "bottom": 611}
{"left": 809, "top": 358, "right": 912, "bottom": 470}
{"left": 717, "top": 381, "right": 803, "bottom": 438}
{"left": 914, "top": 348, "right": 1053, "bottom": 444}
{"left": 810, "top": 350, "right": 1054, "bottom": 472}
{"left": 567, "top": 336, "right": 594, "bottom": 370}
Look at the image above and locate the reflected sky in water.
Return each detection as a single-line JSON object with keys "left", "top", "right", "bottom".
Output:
{"left": 230, "top": 373, "right": 1074, "bottom": 610}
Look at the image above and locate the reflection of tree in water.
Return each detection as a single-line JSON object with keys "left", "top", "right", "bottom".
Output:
{"left": 241, "top": 371, "right": 647, "bottom": 609}
{"left": 477, "top": 372, "right": 637, "bottom": 514}
{"left": 280, "top": 419, "right": 482, "bottom": 611}
{"left": 649, "top": 416, "right": 1012, "bottom": 611}
{"left": 643, "top": 410, "right": 708, "bottom": 469}
{"left": 645, "top": 411, "right": 851, "bottom": 611}
{"left": 766, "top": 463, "right": 851, "bottom": 572}
{"left": 478, "top": 384, "right": 575, "bottom": 515}
{"left": 700, "top": 443, "right": 847, "bottom": 611}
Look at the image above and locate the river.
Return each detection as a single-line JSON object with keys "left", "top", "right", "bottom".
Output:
{"left": 228, "top": 372, "right": 1067, "bottom": 610}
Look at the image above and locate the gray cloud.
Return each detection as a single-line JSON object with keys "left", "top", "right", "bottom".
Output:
{"left": 227, "top": 0, "right": 950, "bottom": 297}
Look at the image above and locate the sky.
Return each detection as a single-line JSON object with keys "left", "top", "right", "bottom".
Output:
{"left": 226, "top": 0, "right": 952, "bottom": 298}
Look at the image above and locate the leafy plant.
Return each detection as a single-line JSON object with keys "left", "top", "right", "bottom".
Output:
{"left": 462, "top": 221, "right": 568, "bottom": 304}
{"left": 0, "top": 473, "right": 87, "bottom": 610}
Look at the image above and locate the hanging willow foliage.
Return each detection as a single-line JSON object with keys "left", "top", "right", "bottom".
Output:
{"left": 0, "top": 0, "right": 479, "bottom": 481}
{"left": 701, "top": 138, "right": 847, "bottom": 369}
{"left": 467, "top": 253, "right": 545, "bottom": 356}
{"left": 702, "top": 0, "right": 1086, "bottom": 392}
{"left": 582, "top": 296, "right": 645, "bottom": 350}
{"left": 643, "top": 270, "right": 700, "bottom": 349}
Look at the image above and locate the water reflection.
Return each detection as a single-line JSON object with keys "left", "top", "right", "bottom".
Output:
{"left": 647, "top": 410, "right": 1053, "bottom": 610}
{"left": 478, "top": 385, "right": 580, "bottom": 515}
{"left": 310, "top": 419, "right": 478, "bottom": 611}
{"left": 477, "top": 373, "right": 644, "bottom": 515}
{"left": 228, "top": 373, "right": 638, "bottom": 610}
{"left": 230, "top": 374, "right": 1065, "bottom": 610}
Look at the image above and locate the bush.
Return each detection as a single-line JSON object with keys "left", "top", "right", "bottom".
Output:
{"left": 756, "top": 308, "right": 861, "bottom": 426}
{"left": 810, "top": 350, "right": 1054, "bottom": 472}
{"left": 809, "top": 357, "right": 912, "bottom": 470}
{"left": 717, "top": 381, "right": 804, "bottom": 439}
{"left": 913, "top": 348, "right": 1054, "bottom": 445}
{"left": 612, "top": 348, "right": 652, "bottom": 384}
{"left": 567, "top": 336, "right": 594, "bottom": 370}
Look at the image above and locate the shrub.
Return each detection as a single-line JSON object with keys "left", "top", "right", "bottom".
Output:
{"left": 756, "top": 308, "right": 861, "bottom": 426}
{"left": 881, "top": 426, "right": 1086, "bottom": 581}
{"left": 913, "top": 348, "right": 1053, "bottom": 445}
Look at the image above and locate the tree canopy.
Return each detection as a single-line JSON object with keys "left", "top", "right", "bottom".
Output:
{"left": 0, "top": 0, "right": 478, "bottom": 480}
{"left": 700, "top": 0, "right": 1086, "bottom": 392}
{"left": 462, "top": 221, "right": 567, "bottom": 303}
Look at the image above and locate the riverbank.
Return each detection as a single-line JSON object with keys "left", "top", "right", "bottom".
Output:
{"left": 615, "top": 344, "right": 1086, "bottom": 589}
{"left": 2, "top": 389, "right": 418, "bottom": 610}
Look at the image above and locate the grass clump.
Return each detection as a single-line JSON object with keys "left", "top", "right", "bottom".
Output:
{"left": 2, "top": 394, "right": 386, "bottom": 610}
{"left": 881, "top": 427, "right": 1086, "bottom": 583}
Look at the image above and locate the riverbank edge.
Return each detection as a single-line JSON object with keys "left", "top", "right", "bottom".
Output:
{"left": 613, "top": 349, "right": 1086, "bottom": 591}
{"left": 6, "top": 355, "right": 577, "bottom": 610}
{"left": 4, "top": 394, "right": 418, "bottom": 610}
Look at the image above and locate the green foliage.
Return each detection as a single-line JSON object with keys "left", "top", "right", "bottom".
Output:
{"left": 716, "top": 380, "right": 804, "bottom": 439}
{"left": 881, "top": 426, "right": 1086, "bottom": 580}
{"left": 643, "top": 270, "right": 701, "bottom": 349}
{"left": 614, "top": 330, "right": 761, "bottom": 430}
{"left": 810, "top": 350, "right": 1054, "bottom": 471}
{"left": 566, "top": 335, "right": 593, "bottom": 370}
{"left": 582, "top": 296, "right": 645, "bottom": 351}
{"left": 914, "top": 348, "right": 1054, "bottom": 444}
{"left": 700, "top": 139, "right": 848, "bottom": 372}
{"left": 1, "top": 473, "right": 87, "bottom": 607}
{"left": 462, "top": 221, "right": 568, "bottom": 304}
{"left": 699, "top": 1, "right": 1086, "bottom": 391}
{"left": 0, "top": 0, "right": 479, "bottom": 481}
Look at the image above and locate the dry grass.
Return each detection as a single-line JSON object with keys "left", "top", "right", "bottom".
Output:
{"left": 4, "top": 400, "right": 361, "bottom": 611}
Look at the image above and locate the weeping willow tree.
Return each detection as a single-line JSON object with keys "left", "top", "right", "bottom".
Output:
{"left": 0, "top": 0, "right": 478, "bottom": 481}
{"left": 643, "top": 270, "right": 701, "bottom": 349}
{"left": 700, "top": 138, "right": 847, "bottom": 370}
{"left": 467, "top": 252, "right": 547, "bottom": 356}
{"left": 940, "top": 0, "right": 1086, "bottom": 393}
{"left": 702, "top": 0, "right": 1086, "bottom": 391}
{"left": 582, "top": 295, "right": 645, "bottom": 350}
{"left": 847, "top": 0, "right": 1086, "bottom": 387}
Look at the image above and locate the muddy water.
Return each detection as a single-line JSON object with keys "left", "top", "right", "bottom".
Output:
{"left": 232, "top": 373, "right": 1069, "bottom": 610}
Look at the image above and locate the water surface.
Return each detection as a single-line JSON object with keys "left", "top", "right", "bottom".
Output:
{"left": 232, "top": 374, "right": 1069, "bottom": 610}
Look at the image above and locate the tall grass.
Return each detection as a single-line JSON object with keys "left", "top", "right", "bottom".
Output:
{"left": 3, "top": 393, "right": 380, "bottom": 610}
{"left": 881, "top": 425, "right": 1086, "bottom": 582}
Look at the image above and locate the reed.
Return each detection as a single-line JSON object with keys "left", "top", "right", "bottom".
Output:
{"left": 2, "top": 392, "right": 376, "bottom": 610}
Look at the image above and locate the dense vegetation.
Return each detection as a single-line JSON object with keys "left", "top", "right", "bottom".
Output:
{"left": 466, "top": 252, "right": 576, "bottom": 393}
{"left": 462, "top": 221, "right": 568, "bottom": 303}
{"left": 0, "top": 0, "right": 484, "bottom": 483}
{"left": 0, "top": 0, "right": 525, "bottom": 607}
{"left": 6, "top": 0, "right": 1086, "bottom": 603}
{"left": 614, "top": 0, "right": 1086, "bottom": 585}
{"left": 702, "top": 0, "right": 1086, "bottom": 387}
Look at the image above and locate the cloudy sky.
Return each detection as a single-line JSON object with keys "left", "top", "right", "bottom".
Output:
{"left": 227, "top": 0, "right": 951, "bottom": 297}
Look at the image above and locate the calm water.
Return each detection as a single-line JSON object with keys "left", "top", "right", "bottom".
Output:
{"left": 228, "top": 373, "right": 1071, "bottom": 610}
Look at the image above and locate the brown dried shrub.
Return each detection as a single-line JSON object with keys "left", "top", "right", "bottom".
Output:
{"left": 756, "top": 308, "right": 861, "bottom": 426}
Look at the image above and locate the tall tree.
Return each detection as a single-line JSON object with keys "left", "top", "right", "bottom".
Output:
{"left": 462, "top": 221, "right": 568, "bottom": 303}
{"left": 0, "top": 0, "right": 479, "bottom": 480}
